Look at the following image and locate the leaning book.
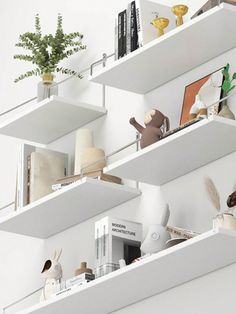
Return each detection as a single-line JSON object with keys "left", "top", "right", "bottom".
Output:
{"left": 16, "top": 144, "right": 68, "bottom": 209}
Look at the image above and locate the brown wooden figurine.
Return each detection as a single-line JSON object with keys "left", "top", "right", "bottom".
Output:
{"left": 129, "top": 109, "right": 170, "bottom": 149}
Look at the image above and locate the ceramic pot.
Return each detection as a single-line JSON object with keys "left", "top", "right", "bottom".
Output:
{"left": 75, "top": 262, "right": 93, "bottom": 276}
{"left": 213, "top": 213, "right": 236, "bottom": 230}
{"left": 218, "top": 104, "right": 235, "bottom": 120}
{"left": 74, "top": 129, "right": 94, "bottom": 175}
{"left": 80, "top": 148, "right": 106, "bottom": 173}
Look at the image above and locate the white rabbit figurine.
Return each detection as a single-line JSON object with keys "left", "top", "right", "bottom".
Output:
{"left": 40, "top": 249, "right": 63, "bottom": 301}
{"left": 141, "top": 204, "right": 170, "bottom": 255}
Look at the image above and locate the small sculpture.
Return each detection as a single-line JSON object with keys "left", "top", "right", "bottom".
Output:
{"left": 172, "top": 5, "right": 189, "bottom": 27}
{"left": 141, "top": 204, "right": 170, "bottom": 255}
{"left": 129, "top": 109, "right": 170, "bottom": 149}
{"left": 40, "top": 249, "right": 63, "bottom": 301}
{"left": 151, "top": 17, "right": 169, "bottom": 37}
{"left": 189, "top": 94, "right": 207, "bottom": 121}
{"left": 75, "top": 262, "right": 93, "bottom": 276}
{"left": 204, "top": 177, "right": 236, "bottom": 230}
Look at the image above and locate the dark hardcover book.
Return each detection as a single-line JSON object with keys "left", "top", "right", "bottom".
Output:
{"left": 126, "top": 3, "right": 132, "bottom": 54}
{"left": 124, "top": 243, "right": 141, "bottom": 265}
{"left": 130, "top": 1, "right": 138, "bottom": 51}
{"left": 118, "top": 12, "right": 123, "bottom": 59}
{"left": 118, "top": 10, "right": 126, "bottom": 58}
{"left": 123, "top": 9, "right": 127, "bottom": 56}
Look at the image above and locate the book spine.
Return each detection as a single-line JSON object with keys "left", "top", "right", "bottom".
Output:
{"left": 131, "top": 1, "right": 138, "bottom": 51}
{"left": 135, "top": 0, "right": 143, "bottom": 48}
{"left": 16, "top": 146, "right": 22, "bottom": 210}
{"left": 118, "top": 10, "right": 127, "bottom": 58}
{"left": 101, "top": 216, "right": 110, "bottom": 266}
{"left": 114, "top": 18, "right": 118, "bottom": 60}
{"left": 123, "top": 10, "right": 127, "bottom": 57}
{"left": 95, "top": 219, "right": 101, "bottom": 270}
{"left": 126, "top": 3, "right": 132, "bottom": 54}
{"left": 118, "top": 12, "right": 123, "bottom": 59}
{"left": 166, "top": 226, "right": 199, "bottom": 239}
{"left": 27, "top": 155, "right": 31, "bottom": 204}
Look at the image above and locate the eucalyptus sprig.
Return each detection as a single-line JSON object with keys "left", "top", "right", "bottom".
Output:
{"left": 14, "top": 14, "right": 86, "bottom": 82}
{"left": 221, "top": 63, "right": 236, "bottom": 96}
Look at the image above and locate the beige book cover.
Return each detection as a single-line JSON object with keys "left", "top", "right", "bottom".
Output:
{"left": 29, "top": 151, "right": 67, "bottom": 203}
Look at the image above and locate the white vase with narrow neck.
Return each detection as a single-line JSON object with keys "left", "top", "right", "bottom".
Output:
{"left": 74, "top": 129, "right": 94, "bottom": 175}
{"left": 141, "top": 204, "right": 170, "bottom": 255}
{"left": 37, "top": 73, "right": 58, "bottom": 103}
{"left": 218, "top": 104, "right": 235, "bottom": 120}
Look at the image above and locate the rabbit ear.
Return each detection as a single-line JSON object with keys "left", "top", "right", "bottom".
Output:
{"left": 233, "top": 182, "right": 236, "bottom": 192}
{"left": 52, "top": 250, "right": 57, "bottom": 260}
{"left": 54, "top": 249, "right": 62, "bottom": 261}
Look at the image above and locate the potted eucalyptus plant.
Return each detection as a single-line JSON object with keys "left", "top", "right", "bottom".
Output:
{"left": 14, "top": 14, "right": 86, "bottom": 102}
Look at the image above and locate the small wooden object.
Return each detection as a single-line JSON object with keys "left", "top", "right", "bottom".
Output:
{"left": 75, "top": 262, "right": 93, "bottom": 276}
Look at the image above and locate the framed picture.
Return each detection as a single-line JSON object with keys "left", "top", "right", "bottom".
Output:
{"left": 191, "top": 1, "right": 236, "bottom": 20}
{"left": 180, "top": 68, "right": 224, "bottom": 125}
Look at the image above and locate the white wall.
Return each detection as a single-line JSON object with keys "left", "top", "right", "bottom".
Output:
{"left": 0, "top": 0, "right": 236, "bottom": 313}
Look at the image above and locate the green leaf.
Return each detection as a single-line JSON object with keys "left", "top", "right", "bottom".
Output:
{"left": 233, "top": 72, "right": 236, "bottom": 80}
{"left": 222, "top": 79, "right": 232, "bottom": 93}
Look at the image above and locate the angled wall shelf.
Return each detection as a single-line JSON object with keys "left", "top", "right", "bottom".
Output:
{"left": 104, "top": 117, "right": 236, "bottom": 185}
{"left": 18, "top": 228, "right": 236, "bottom": 314}
{"left": 0, "top": 96, "right": 106, "bottom": 144}
{"left": 90, "top": 3, "right": 236, "bottom": 94}
{"left": 0, "top": 178, "right": 140, "bottom": 238}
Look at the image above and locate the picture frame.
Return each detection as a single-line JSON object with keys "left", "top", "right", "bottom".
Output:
{"left": 191, "top": 0, "right": 236, "bottom": 20}
{"left": 180, "top": 68, "right": 224, "bottom": 125}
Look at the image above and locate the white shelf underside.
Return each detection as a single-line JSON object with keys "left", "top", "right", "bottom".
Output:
{"left": 19, "top": 228, "right": 236, "bottom": 314}
{"left": 0, "top": 178, "right": 140, "bottom": 238}
{"left": 105, "top": 117, "right": 236, "bottom": 185}
{"left": 0, "top": 96, "right": 106, "bottom": 144}
{"left": 90, "top": 4, "right": 236, "bottom": 94}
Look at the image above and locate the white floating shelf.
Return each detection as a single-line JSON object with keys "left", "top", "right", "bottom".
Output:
{"left": 19, "top": 228, "right": 236, "bottom": 314}
{"left": 0, "top": 178, "right": 140, "bottom": 238}
{"left": 105, "top": 117, "right": 236, "bottom": 185}
{"left": 90, "top": 3, "right": 236, "bottom": 94}
{"left": 0, "top": 96, "right": 106, "bottom": 144}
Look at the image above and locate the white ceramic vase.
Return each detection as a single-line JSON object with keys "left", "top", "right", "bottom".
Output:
{"left": 74, "top": 129, "right": 94, "bottom": 175}
{"left": 213, "top": 212, "right": 236, "bottom": 231}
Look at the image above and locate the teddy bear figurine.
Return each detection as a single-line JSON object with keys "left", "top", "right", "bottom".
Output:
{"left": 129, "top": 109, "right": 170, "bottom": 149}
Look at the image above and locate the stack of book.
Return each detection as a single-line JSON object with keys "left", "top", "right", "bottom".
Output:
{"left": 52, "top": 170, "right": 122, "bottom": 191}
{"left": 95, "top": 216, "right": 142, "bottom": 278}
{"left": 52, "top": 272, "right": 95, "bottom": 298}
{"left": 115, "top": 0, "right": 175, "bottom": 59}
{"left": 166, "top": 226, "right": 200, "bottom": 239}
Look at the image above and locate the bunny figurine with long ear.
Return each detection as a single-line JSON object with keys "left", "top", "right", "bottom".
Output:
{"left": 141, "top": 204, "right": 170, "bottom": 255}
{"left": 40, "top": 249, "right": 63, "bottom": 302}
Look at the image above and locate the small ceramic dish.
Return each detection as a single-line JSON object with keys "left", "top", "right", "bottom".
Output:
{"left": 166, "top": 237, "right": 187, "bottom": 248}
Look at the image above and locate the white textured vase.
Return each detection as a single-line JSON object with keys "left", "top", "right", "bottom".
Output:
{"left": 74, "top": 129, "right": 94, "bottom": 175}
{"left": 218, "top": 104, "right": 235, "bottom": 120}
{"left": 213, "top": 213, "right": 236, "bottom": 230}
{"left": 80, "top": 148, "right": 106, "bottom": 173}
